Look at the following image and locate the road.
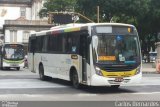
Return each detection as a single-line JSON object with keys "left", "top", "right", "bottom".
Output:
{"left": 0, "top": 64, "right": 160, "bottom": 103}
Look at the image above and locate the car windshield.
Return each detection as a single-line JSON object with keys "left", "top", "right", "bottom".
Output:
{"left": 149, "top": 53, "right": 157, "bottom": 57}
{"left": 92, "top": 34, "right": 140, "bottom": 65}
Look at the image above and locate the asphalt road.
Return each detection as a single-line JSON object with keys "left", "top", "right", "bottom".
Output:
{"left": 0, "top": 64, "right": 160, "bottom": 102}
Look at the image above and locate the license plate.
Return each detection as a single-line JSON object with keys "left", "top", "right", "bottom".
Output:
{"left": 114, "top": 77, "right": 123, "bottom": 82}
{"left": 11, "top": 64, "right": 18, "bottom": 66}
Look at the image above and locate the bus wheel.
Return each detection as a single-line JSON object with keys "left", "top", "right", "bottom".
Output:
{"left": 110, "top": 85, "right": 120, "bottom": 89}
{"left": 72, "top": 71, "right": 81, "bottom": 89}
{"left": 39, "top": 65, "right": 48, "bottom": 81}
{"left": 16, "top": 67, "right": 20, "bottom": 71}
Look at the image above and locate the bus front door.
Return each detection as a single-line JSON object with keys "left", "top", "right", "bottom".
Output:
{"left": 80, "top": 35, "right": 88, "bottom": 82}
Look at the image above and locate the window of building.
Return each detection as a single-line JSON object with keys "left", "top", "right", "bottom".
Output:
{"left": 35, "top": 36, "right": 44, "bottom": 52}
{"left": 23, "top": 31, "right": 30, "bottom": 43}
{"left": 10, "top": 30, "right": 17, "bottom": 43}
{"left": 20, "top": 7, "right": 26, "bottom": 17}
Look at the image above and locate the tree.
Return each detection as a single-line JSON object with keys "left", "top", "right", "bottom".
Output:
{"left": 40, "top": 0, "right": 160, "bottom": 54}
{"left": 39, "top": 0, "right": 77, "bottom": 18}
{"left": 75, "top": 0, "right": 150, "bottom": 24}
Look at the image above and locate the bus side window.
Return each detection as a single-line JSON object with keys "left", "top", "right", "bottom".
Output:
{"left": 62, "top": 35, "right": 66, "bottom": 53}
{"left": 71, "top": 36, "right": 79, "bottom": 53}
{"left": 57, "top": 35, "right": 63, "bottom": 52}
{"left": 47, "top": 35, "right": 52, "bottom": 52}
{"left": 67, "top": 37, "right": 73, "bottom": 53}
{"left": 36, "top": 36, "right": 44, "bottom": 52}
{"left": 72, "top": 33, "right": 80, "bottom": 54}
{"left": 29, "top": 38, "right": 36, "bottom": 53}
{"left": 42, "top": 36, "right": 48, "bottom": 52}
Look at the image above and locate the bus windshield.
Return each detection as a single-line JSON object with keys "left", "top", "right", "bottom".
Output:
{"left": 92, "top": 34, "right": 140, "bottom": 65}
{"left": 3, "top": 44, "right": 24, "bottom": 60}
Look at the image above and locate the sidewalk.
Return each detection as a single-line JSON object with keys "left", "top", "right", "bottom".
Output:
{"left": 142, "top": 62, "right": 158, "bottom": 74}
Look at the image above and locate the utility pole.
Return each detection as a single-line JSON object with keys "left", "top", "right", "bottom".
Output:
{"left": 97, "top": 6, "right": 99, "bottom": 23}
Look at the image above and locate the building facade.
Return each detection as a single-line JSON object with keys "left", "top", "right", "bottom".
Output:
{"left": 0, "top": 0, "right": 32, "bottom": 27}
{"left": 0, "top": 0, "right": 52, "bottom": 53}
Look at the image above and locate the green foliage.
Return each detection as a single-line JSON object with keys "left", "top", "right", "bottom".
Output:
{"left": 39, "top": 0, "right": 77, "bottom": 18}
{"left": 75, "top": 0, "right": 160, "bottom": 53}
{"left": 39, "top": 0, "right": 160, "bottom": 44}
{"left": 76, "top": 0, "right": 150, "bottom": 24}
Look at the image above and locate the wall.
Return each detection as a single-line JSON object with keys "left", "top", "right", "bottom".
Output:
{"left": 0, "top": 6, "right": 31, "bottom": 27}
{"left": 1, "top": 0, "right": 49, "bottom": 44}
{"left": 5, "top": 29, "right": 35, "bottom": 43}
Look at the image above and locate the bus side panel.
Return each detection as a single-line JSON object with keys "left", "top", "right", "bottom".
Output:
{"left": 34, "top": 53, "right": 42, "bottom": 74}
{"left": 43, "top": 53, "right": 59, "bottom": 78}
{"left": 57, "top": 54, "right": 72, "bottom": 81}
{"left": 85, "top": 63, "right": 91, "bottom": 85}
{"left": 78, "top": 55, "right": 83, "bottom": 83}
{"left": 89, "top": 44, "right": 96, "bottom": 85}
{"left": 28, "top": 52, "right": 39, "bottom": 73}
{"left": 0, "top": 55, "right": 2, "bottom": 69}
{"left": 42, "top": 54, "right": 82, "bottom": 82}
{"left": 28, "top": 52, "right": 35, "bottom": 72}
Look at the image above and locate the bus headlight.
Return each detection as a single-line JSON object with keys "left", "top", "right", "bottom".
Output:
{"left": 95, "top": 66, "right": 103, "bottom": 76}
{"left": 135, "top": 67, "right": 141, "bottom": 75}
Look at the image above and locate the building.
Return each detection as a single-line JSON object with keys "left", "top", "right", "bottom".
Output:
{"left": 0, "top": 0, "right": 53, "bottom": 54}
{"left": 0, "top": 27, "right": 3, "bottom": 44}
{"left": 0, "top": 0, "right": 32, "bottom": 27}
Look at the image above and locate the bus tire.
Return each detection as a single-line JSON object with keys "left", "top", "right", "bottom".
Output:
{"left": 39, "top": 64, "right": 49, "bottom": 81}
{"left": 6, "top": 67, "right": 10, "bottom": 70}
{"left": 1, "top": 67, "right": 4, "bottom": 70}
{"left": 110, "top": 85, "right": 120, "bottom": 89}
{"left": 72, "top": 70, "right": 81, "bottom": 89}
{"left": 16, "top": 67, "right": 20, "bottom": 71}
{"left": 39, "top": 64, "right": 45, "bottom": 80}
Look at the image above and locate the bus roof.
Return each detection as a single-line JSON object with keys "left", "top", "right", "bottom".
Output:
{"left": 149, "top": 51, "right": 157, "bottom": 54}
{"left": 30, "top": 23, "right": 135, "bottom": 37}
{"left": 50, "top": 23, "right": 134, "bottom": 30}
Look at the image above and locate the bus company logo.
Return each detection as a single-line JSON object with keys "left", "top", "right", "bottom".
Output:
{"left": 1, "top": 101, "right": 18, "bottom": 107}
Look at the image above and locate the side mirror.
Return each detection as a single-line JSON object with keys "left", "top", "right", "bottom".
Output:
{"left": 92, "top": 36, "right": 98, "bottom": 48}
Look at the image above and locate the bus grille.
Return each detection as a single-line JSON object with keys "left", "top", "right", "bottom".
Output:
{"left": 102, "top": 66, "right": 135, "bottom": 72}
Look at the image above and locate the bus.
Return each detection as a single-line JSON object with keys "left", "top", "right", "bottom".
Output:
{"left": 0, "top": 43, "right": 25, "bottom": 70}
{"left": 149, "top": 51, "right": 157, "bottom": 62}
{"left": 28, "top": 23, "right": 142, "bottom": 88}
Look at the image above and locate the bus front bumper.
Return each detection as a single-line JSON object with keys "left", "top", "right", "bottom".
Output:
{"left": 3, "top": 62, "right": 24, "bottom": 68}
{"left": 90, "top": 73, "right": 142, "bottom": 86}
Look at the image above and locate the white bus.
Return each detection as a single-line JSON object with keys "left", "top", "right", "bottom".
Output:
{"left": 0, "top": 43, "right": 25, "bottom": 70}
{"left": 28, "top": 23, "right": 142, "bottom": 88}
